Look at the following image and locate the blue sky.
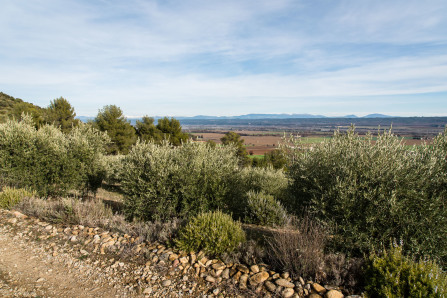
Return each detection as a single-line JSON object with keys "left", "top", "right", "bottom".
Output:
{"left": 1, "top": 0, "right": 446, "bottom": 117}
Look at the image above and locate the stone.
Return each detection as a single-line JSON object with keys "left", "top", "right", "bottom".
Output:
{"left": 236, "top": 264, "right": 249, "bottom": 274}
{"left": 299, "top": 276, "right": 305, "bottom": 286}
{"left": 264, "top": 281, "right": 276, "bottom": 292}
{"left": 309, "top": 294, "right": 322, "bottom": 298}
{"left": 162, "top": 280, "right": 171, "bottom": 287}
{"left": 179, "top": 256, "right": 189, "bottom": 264}
{"left": 212, "top": 263, "right": 226, "bottom": 270}
{"left": 312, "top": 283, "right": 327, "bottom": 294}
{"left": 250, "top": 265, "right": 260, "bottom": 273}
{"left": 282, "top": 288, "right": 294, "bottom": 298}
{"left": 281, "top": 272, "right": 289, "bottom": 279}
{"left": 205, "top": 276, "right": 216, "bottom": 283}
{"left": 13, "top": 211, "right": 27, "bottom": 219}
{"left": 249, "top": 271, "right": 269, "bottom": 285}
{"left": 275, "top": 278, "right": 295, "bottom": 288}
{"left": 169, "top": 253, "right": 179, "bottom": 261}
{"left": 143, "top": 288, "right": 152, "bottom": 295}
{"left": 239, "top": 274, "right": 249, "bottom": 289}
{"left": 325, "top": 290, "right": 344, "bottom": 298}
{"left": 213, "top": 288, "right": 220, "bottom": 295}
{"left": 222, "top": 268, "right": 230, "bottom": 279}
{"left": 80, "top": 249, "right": 89, "bottom": 255}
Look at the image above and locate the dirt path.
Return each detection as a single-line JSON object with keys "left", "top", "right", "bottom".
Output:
{"left": 0, "top": 220, "right": 127, "bottom": 297}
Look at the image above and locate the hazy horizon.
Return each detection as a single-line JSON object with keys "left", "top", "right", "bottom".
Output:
{"left": 1, "top": 1, "right": 446, "bottom": 117}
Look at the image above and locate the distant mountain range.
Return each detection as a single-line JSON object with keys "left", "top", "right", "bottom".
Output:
{"left": 76, "top": 113, "right": 395, "bottom": 123}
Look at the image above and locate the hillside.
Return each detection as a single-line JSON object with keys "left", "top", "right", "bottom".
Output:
{"left": 0, "top": 92, "right": 23, "bottom": 122}
{"left": 0, "top": 92, "right": 44, "bottom": 123}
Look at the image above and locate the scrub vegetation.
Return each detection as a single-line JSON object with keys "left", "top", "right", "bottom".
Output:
{"left": 1, "top": 93, "right": 446, "bottom": 295}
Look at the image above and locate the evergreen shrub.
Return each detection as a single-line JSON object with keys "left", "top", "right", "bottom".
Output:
{"left": 0, "top": 187, "right": 34, "bottom": 209}
{"left": 0, "top": 115, "right": 109, "bottom": 197}
{"left": 245, "top": 190, "right": 287, "bottom": 227}
{"left": 364, "top": 246, "right": 447, "bottom": 297}
{"left": 175, "top": 210, "right": 245, "bottom": 255}
{"left": 285, "top": 127, "right": 447, "bottom": 265}
{"left": 121, "top": 141, "right": 239, "bottom": 220}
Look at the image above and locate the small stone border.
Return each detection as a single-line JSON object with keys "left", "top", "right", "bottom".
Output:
{"left": 2, "top": 209, "right": 362, "bottom": 297}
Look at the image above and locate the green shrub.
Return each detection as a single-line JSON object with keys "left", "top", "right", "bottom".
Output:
{"left": 245, "top": 191, "right": 287, "bottom": 227}
{"left": 0, "top": 187, "right": 34, "bottom": 209}
{"left": 175, "top": 210, "right": 245, "bottom": 255}
{"left": 121, "top": 141, "right": 239, "bottom": 220}
{"left": 229, "top": 166, "right": 289, "bottom": 219}
{"left": 285, "top": 127, "right": 447, "bottom": 264}
{"left": 0, "top": 116, "right": 109, "bottom": 197}
{"left": 364, "top": 246, "right": 447, "bottom": 298}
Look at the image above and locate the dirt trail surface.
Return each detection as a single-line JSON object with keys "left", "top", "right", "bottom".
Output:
{"left": 0, "top": 211, "right": 131, "bottom": 297}
{"left": 0, "top": 209, "right": 226, "bottom": 298}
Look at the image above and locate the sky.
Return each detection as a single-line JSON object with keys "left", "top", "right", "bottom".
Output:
{"left": 1, "top": 0, "right": 447, "bottom": 117}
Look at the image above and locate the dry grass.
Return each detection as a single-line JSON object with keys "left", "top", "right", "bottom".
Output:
{"left": 266, "top": 216, "right": 328, "bottom": 281}
{"left": 16, "top": 196, "right": 182, "bottom": 245}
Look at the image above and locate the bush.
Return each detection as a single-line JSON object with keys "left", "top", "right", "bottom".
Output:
{"left": 229, "top": 166, "right": 289, "bottom": 219}
{"left": 0, "top": 116, "right": 109, "bottom": 197}
{"left": 0, "top": 187, "right": 34, "bottom": 209}
{"left": 121, "top": 141, "right": 239, "bottom": 220}
{"left": 364, "top": 246, "right": 447, "bottom": 297}
{"left": 245, "top": 191, "right": 287, "bottom": 227}
{"left": 266, "top": 216, "right": 328, "bottom": 281}
{"left": 285, "top": 127, "right": 447, "bottom": 264}
{"left": 175, "top": 210, "right": 246, "bottom": 255}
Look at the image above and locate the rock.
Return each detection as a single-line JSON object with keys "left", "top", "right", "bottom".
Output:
{"left": 143, "top": 287, "right": 152, "bottom": 295}
{"left": 325, "top": 290, "right": 344, "bottom": 298}
{"left": 168, "top": 253, "right": 179, "bottom": 261}
{"left": 212, "top": 263, "right": 226, "bottom": 270}
{"left": 282, "top": 288, "right": 294, "bottom": 298}
{"left": 36, "top": 277, "right": 45, "bottom": 282}
{"left": 239, "top": 274, "right": 249, "bottom": 289}
{"left": 213, "top": 288, "right": 220, "bottom": 295}
{"left": 281, "top": 272, "right": 289, "bottom": 279}
{"left": 13, "top": 211, "right": 27, "bottom": 219}
{"left": 179, "top": 256, "right": 189, "bottom": 264}
{"left": 205, "top": 276, "right": 216, "bottom": 283}
{"left": 264, "top": 281, "right": 276, "bottom": 292}
{"left": 249, "top": 271, "right": 269, "bottom": 285}
{"left": 80, "top": 249, "right": 89, "bottom": 255}
{"left": 275, "top": 278, "right": 295, "bottom": 288}
{"left": 236, "top": 264, "right": 249, "bottom": 274}
{"left": 299, "top": 276, "right": 305, "bottom": 286}
{"left": 250, "top": 265, "right": 260, "bottom": 273}
{"left": 222, "top": 268, "right": 230, "bottom": 279}
{"left": 312, "top": 283, "right": 327, "bottom": 294}
{"left": 161, "top": 280, "right": 171, "bottom": 287}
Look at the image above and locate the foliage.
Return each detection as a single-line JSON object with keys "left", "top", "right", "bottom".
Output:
{"left": 284, "top": 127, "right": 447, "bottom": 265}
{"left": 135, "top": 116, "right": 162, "bottom": 143}
{"left": 136, "top": 116, "right": 189, "bottom": 146}
{"left": 156, "top": 117, "right": 189, "bottom": 146}
{"left": 251, "top": 149, "right": 288, "bottom": 169}
{"left": 44, "top": 97, "right": 80, "bottom": 133}
{"left": 364, "top": 246, "right": 447, "bottom": 298}
{"left": 175, "top": 210, "right": 246, "bottom": 255}
{"left": 67, "top": 123, "right": 111, "bottom": 195}
{"left": 103, "top": 154, "right": 125, "bottom": 185}
{"left": 221, "top": 131, "right": 250, "bottom": 166}
{"left": 120, "top": 141, "right": 239, "bottom": 221}
{"left": 0, "top": 115, "right": 109, "bottom": 197}
{"left": 93, "top": 105, "right": 136, "bottom": 154}
{"left": 245, "top": 190, "right": 287, "bottom": 227}
{"left": 0, "top": 187, "right": 35, "bottom": 209}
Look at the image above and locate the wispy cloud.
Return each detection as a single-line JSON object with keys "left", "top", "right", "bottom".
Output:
{"left": 0, "top": 0, "right": 446, "bottom": 116}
